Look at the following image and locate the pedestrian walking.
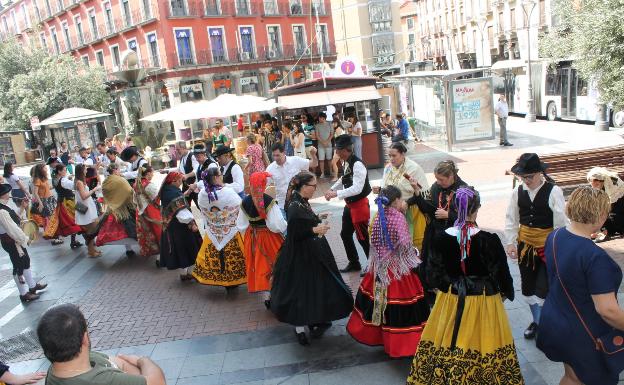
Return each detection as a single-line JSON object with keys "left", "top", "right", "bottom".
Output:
{"left": 244, "top": 134, "right": 268, "bottom": 176}
{"left": 347, "top": 116, "right": 363, "bottom": 159}
{"left": 315, "top": 112, "right": 334, "bottom": 178}
{"left": 538, "top": 186, "right": 624, "bottom": 385}
{"left": 495, "top": 94, "right": 513, "bottom": 146}
{"left": 505, "top": 153, "right": 568, "bottom": 340}
{"left": 326, "top": 135, "right": 372, "bottom": 273}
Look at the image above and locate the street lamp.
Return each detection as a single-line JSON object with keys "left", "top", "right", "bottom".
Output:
{"left": 522, "top": 0, "right": 537, "bottom": 122}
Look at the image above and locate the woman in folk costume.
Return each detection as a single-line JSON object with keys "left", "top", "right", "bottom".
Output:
{"left": 407, "top": 187, "right": 523, "bottom": 385}
{"left": 236, "top": 171, "right": 286, "bottom": 307}
{"left": 587, "top": 166, "right": 624, "bottom": 242}
{"left": 43, "top": 164, "right": 83, "bottom": 249}
{"left": 96, "top": 172, "right": 138, "bottom": 257}
{"left": 159, "top": 171, "right": 202, "bottom": 281}
{"left": 347, "top": 185, "right": 430, "bottom": 358}
{"left": 73, "top": 164, "right": 102, "bottom": 257}
{"left": 31, "top": 163, "right": 64, "bottom": 245}
{"left": 374, "top": 142, "right": 429, "bottom": 250}
{"left": 192, "top": 167, "right": 247, "bottom": 291}
{"left": 270, "top": 171, "right": 353, "bottom": 346}
{"left": 133, "top": 164, "right": 162, "bottom": 259}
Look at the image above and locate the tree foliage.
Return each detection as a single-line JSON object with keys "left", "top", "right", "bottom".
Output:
{"left": 540, "top": 0, "right": 624, "bottom": 108}
{"left": 0, "top": 39, "right": 109, "bottom": 131}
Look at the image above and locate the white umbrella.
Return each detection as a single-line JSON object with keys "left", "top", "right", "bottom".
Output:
{"left": 139, "top": 100, "right": 213, "bottom": 122}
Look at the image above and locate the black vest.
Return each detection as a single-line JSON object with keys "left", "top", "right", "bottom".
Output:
{"left": 222, "top": 161, "right": 237, "bottom": 184}
{"left": 182, "top": 154, "right": 195, "bottom": 184}
{"left": 341, "top": 155, "right": 371, "bottom": 204}
{"left": 196, "top": 159, "right": 213, "bottom": 181}
{"left": 132, "top": 157, "right": 146, "bottom": 171}
{"left": 241, "top": 194, "right": 274, "bottom": 227}
{"left": 518, "top": 182, "right": 555, "bottom": 229}
{"left": 55, "top": 178, "right": 74, "bottom": 201}
{"left": 0, "top": 202, "right": 21, "bottom": 227}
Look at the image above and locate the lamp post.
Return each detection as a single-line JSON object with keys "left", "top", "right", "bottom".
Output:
{"left": 478, "top": 15, "right": 488, "bottom": 67}
{"left": 522, "top": 0, "right": 537, "bottom": 122}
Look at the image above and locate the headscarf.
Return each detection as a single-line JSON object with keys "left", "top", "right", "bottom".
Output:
{"left": 201, "top": 168, "right": 223, "bottom": 203}
{"left": 158, "top": 171, "right": 183, "bottom": 208}
{"left": 249, "top": 171, "right": 272, "bottom": 219}
{"left": 102, "top": 175, "right": 135, "bottom": 221}
{"left": 454, "top": 187, "right": 477, "bottom": 271}
{"left": 373, "top": 194, "right": 394, "bottom": 251}
{"left": 587, "top": 167, "right": 624, "bottom": 204}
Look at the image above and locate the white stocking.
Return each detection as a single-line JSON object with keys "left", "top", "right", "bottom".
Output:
{"left": 22, "top": 269, "right": 36, "bottom": 289}
{"left": 261, "top": 291, "right": 271, "bottom": 301}
{"left": 13, "top": 275, "right": 28, "bottom": 295}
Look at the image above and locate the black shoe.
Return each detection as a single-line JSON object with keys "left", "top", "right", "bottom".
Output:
{"left": 340, "top": 262, "right": 362, "bottom": 273}
{"left": 20, "top": 292, "right": 40, "bottom": 302}
{"left": 29, "top": 282, "right": 48, "bottom": 294}
{"left": 503, "top": 142, "right": 514, "bottom": 147}
{"left": 524, "top": 322, "right": 538, "bottom": 339}
{"left": 309, "top": 322, "right": 332, "bottom": 339}
{"left": 264, "top": 299, "right": 271, "bottom": 310}
{"left": 155, "top": 260, "right": 161, "bottom": 268}
{"left": 295, "top": 330, "right": 309, "bottom": 346}
{"left": 70, "top": 241, "right": 83, "bottom": 249}
{"left": 126, "top": 250, "right": 136, "bottom": 257}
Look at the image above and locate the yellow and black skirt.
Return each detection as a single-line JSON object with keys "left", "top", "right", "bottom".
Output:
{"left": 193, "top": 234, "right": 247, "bottom": 287}
{"left": 407, "top": 286, "right": 524, "bottom": 385}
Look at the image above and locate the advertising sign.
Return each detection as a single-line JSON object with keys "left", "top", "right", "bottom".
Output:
{"left": 449, "top": 77, "right": 495, "bottom": 143}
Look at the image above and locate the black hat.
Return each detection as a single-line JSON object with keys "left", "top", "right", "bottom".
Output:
{"left": 0, "top": 184, "right": 11, "bottom": 197}
{"left": 11, "top": 188, "right": 27, "bottom": 203}
{"left": 212, "top": 145, "right": 234, "bottom": 158}
{"left": 193, "top": 144, "right": 207, "bottom": 155}
{"left": 335, "top": 135, "right": 353, "bottom": 150}
{"left": 511, "top": 153, "right": 548, "bottom": 175}
{"left": 46, "top": 156, "right": 60, "bottom": 165}
{"left": 120, "top": 146, "right": 140, "bottom": 162}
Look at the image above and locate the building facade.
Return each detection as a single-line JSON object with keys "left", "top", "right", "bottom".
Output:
{"left": 399, "top": 0, "right": 422, "bottom": 73}
{"left": 331, "top": 0, "right": 406, "bottom": 75}
{"left": 0, "top": 0, "right": 336, "bottom": 139}
{"left": 414, "top": 0, "right": 552, "bottom": 70}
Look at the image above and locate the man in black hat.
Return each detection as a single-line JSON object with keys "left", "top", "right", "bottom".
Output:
{"left": 184, "top": 144, "right": 215, "bottom": 207}
{"left": 0, "top": 184, "right": 47, "bottom": 302}
{"left": 325, "top": 135, "right": 372, "bottom": 273}
{"left": 504, "top": 153, "right": 568, "bottom": 339}
{"left": 120, "top": 146, "right": 148, "bottom": 186}
{"left": 209, "top": 145, "right": 245, "bottom": 197}
{"left": 104, "top": 148, "right": 128, "bottom": 176}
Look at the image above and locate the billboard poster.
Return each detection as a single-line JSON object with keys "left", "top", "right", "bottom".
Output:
{"left": 450, "top": 78, "right": 495, "bottom": 142}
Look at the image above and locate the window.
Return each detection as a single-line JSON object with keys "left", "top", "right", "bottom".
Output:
{"left": 39, "top": 32, "right": 48, "bottom": 52}
{"left": 88, "top": 9, "right": 98, "bottom": 39}
{"left": 408, "top": 33, "right": 415, "bottom": 46}
{"left": 577, "top": 77, "right": 588, "bottom": 96}
{"left": 170, "top": 0, "right": 187, "bottom": 16}
{"left": 142, "top": 0, "right": 153, "bottom": 18}
{"left": 264, "top": 0, "right": 278, "bottom": 15}
{"left": 33, "top": 2, "right": 42, "bottom": 22}
{"left": 21, "top": 4, "right": 30, "bottom": 29}
{"left": 44, "top": 0, "right": 52, "bottom": 17}
{"left": 239, "top": 27, "right": 255, "bottom": 59}
{"left": 208, "top": 27, "right": 226, "bottom": 63}
{"left": 267, "top": 25, "right": 281, "bottom": 57}
{"left": 510, "top": 8, "right": 516, "bottom": 29}
{"left": 236, "top": 0, "right": 251, "bottom": 16}
{"left": 10, "top": 10, "right": 18, "bottom": 32}
{"left": 369, "top": 2, "right": 391, "bottom": 22}
{"left": 539, "top": 0, "right": 546, "bottom": 25}
{"left": 122, "top": 0, "right": 132, "bottom": 27}
{"left": 104, "top": 2, "right": 114, "bottom": 34}
{"left": 62, "top": 21, "right": 71, "bottom": 50}
{"left": 311, "top": 0, "right": 324, "bottom": 14}
{"left": 50, "top": 26, "right": 60, "bottom": 54}
{"left": 1, "top": 17, "right": 8, "bottom": 34}
{"left": 110, "top": 44, "right": 121, "bottom": 68}
{"left": 146, "top": 33, "right": 160, "bottom": 66}
{"left": 174, "top": 28, "right": 194, "bottom": 65}
{"left": 407, "top": 17, "right": 414, "bottom": 30}
{"left": 127, "top": 38, "right": 138, "bottom": 56}
{"left": 372, "top": 35, "right": 394, "bottom": 64}
{"left": 58, "top": 0, "right": 65, "bottom": 10}
{"left": 289, "top": 0, "right": 303, "bottom": 15}
{"left": 293, "top": 25, "right": 306, "bottom": 55}
{"left": 316, "top": 24, "right": 329, "bottom": 54}
{"left": 74, "top": 16, "right": 84, "bottom": 45}
{"left": 240, "top": 71, "right": 259, "bottom": 93}
{"left": 206, "top": 0, "right": 221, "bottom": 16}
{"left": 95, "top": 50, "right": 105, "bottom": 66}
{"left": 545, "top": 68, "right": 561, "bottom": 96}
{"left": 498, "top": 11, "right": 504, "bottom": 32}
{"left": 81, "top": 55, "right": 89, "bottom": 66}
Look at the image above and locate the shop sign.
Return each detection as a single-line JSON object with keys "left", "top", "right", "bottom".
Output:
{"left": 240, "top": 76, "right": 258, "bottom": 86}
{"left": 213, "top": 79, "right": 232, "bottom": 89}
{"left": 331, "top": 56, "right": 366, "bottom": 77}
{"left": 181, "top": 83, "right": 203, "bottom": 93}
{"left": 293, "top": 70, "right": 303, "bottom": 79}
{"left": 268, "top": 73, "right": 281, "bottom": 82}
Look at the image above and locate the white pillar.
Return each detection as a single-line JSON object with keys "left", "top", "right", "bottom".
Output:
{"left": 230, "top": 70, "right": 243, "bottom": 95}
{"left": 164, "top": 78, "right": 185, "bottom": 141}
{"left": 259, "top": 68, "right": 271, "bottom": 97}
{"left": 199, "top": 73, "right": 216, "bottom": 100}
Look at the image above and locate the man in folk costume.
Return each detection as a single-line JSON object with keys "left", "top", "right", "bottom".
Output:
{"left": 209, "top": 145, "right": 245, "bottom": 198}
{"left": 505, "top": 153, "right": 568, "bottom": 339}
{"left": 237, "top": 171, "right": 287, "bottom": 308}
{"left": 325, "top": 135, "right": 372, "bottom": 273}
{"left": 184, "top": 144, "right": 216, "bottom": 197}
{"left": 0, "top": 184, "right": 47, "bottom": 302}
{"left": 120, "top": 146, "right": 148, "bottom": 187}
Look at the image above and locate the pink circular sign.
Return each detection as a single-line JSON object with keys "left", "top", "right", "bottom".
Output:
{"left": 340, "top": 60, "right": 356, "bottom": 75}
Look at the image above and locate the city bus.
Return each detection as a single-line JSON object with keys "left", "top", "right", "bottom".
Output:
{"left": 491, "top": 60, "right": 612, "bottom": 124}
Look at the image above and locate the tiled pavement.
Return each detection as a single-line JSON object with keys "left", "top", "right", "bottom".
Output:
{"left": 2, "top": 117, "right": 624, "bottom": 384}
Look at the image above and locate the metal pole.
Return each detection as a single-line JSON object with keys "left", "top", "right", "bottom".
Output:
{"left": 524, "top": 1, "right": 537, "bottom": 122}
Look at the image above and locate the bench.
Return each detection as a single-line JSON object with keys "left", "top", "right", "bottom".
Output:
{"left": 506, "top": 145, "right": 624, "bottom": 190}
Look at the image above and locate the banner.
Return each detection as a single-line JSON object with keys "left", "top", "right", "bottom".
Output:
{"left": 450, "top": 78, "right": 495, "bottom": 142}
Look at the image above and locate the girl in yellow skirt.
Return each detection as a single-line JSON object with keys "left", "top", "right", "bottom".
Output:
{"left": 407, "top": 186, "right": 524, "bottom": 385}
{"left": 192, "top": 167, "right": 247, "bottom": 292}
{"left": 236, "top": 171, "right": 286, "bottom": 308}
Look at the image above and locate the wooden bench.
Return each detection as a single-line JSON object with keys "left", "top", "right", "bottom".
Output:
{"left": 506, "top": 145, "right": 624, "bottom": 190}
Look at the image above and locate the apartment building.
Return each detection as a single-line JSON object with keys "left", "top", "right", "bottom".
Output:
{"left": 0, "top": 0, "right": 336, "bottom": 138}
{"left": 331, "top": 0, "right": 406, "bottom": 75}
{"left": 399, "top": 0, "right": 423, "bottom": 72}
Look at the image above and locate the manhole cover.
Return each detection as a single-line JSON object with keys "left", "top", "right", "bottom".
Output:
{"left": 0, "top": 329, "right": 42, "bottom": 362}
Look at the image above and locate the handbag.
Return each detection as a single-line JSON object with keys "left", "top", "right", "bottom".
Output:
{"left": 551, "top": 228, "right": 624, "bottom": 373}
{"left": 75, "top": 201, "right": 88, "bottom": 214}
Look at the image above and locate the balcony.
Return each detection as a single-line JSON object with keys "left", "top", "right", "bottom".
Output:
{"left": 287, "top": 0, "right": 328, "bottom": 16}
{"left": 262, "top": 0, "right": 283, "bottom": 16}
{"left": 165, "top": 0, "right": 205, "bottom": 17}
{"left": 233, "top": 1, "right": 258, "bottom": 16}
{"left": 205, "top": 0, "right": 225, "bottom": 16}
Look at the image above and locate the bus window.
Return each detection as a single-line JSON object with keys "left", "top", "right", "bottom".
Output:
{"left": 577, "top": 78, "right": 588, "bottom": 96}
{"left": 545, "top": 70, "right": 561, "bottom": 96}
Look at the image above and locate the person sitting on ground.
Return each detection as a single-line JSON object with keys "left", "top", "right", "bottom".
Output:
{"left": 37, "top": 304, "right": 166, "bottom": 385}
{"left": 587, "top": 167, "right": 624, "bottom": 242}
{"left": 0, "top": 360, "right": 45, "bottom": 385}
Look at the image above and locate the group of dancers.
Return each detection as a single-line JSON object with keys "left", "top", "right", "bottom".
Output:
{"left": 6, "top": 130, "right": 624, "bottom": 384}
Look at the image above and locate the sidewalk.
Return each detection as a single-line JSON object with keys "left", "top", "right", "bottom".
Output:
{"left": 1, "top": 116, "right": 624, "bottom": 384}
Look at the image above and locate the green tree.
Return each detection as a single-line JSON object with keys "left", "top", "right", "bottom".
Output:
{"left": 540, "top": 0, "right": 624, "bottom": 108}
{"left": 0, "top": 39, "right": 109, "bottom": 131}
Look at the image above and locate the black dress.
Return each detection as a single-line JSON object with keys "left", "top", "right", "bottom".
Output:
{"left": 604, "top": 196, "right": 624, "bottom": 235}
{"left": 270, "top": 192, "right": 354, "bottom": 326}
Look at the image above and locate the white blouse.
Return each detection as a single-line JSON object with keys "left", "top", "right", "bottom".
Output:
{"left": 236, "top": 202, "right": 287, "bottom": 234}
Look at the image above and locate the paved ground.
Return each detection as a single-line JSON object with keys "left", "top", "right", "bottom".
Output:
{"left": 2, "top": 117, "right": 624, "bottom": 384}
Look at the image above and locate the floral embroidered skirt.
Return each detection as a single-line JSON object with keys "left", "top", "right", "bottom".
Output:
{"left": 43, "top": 199, "right": 82, "bottom": 239}
{"left": 243, "top": 226, "right": 283, "bottom": 293}
{"left": 136, "top": 204, "right": 162, "bottom": 257}
{"left": 192, "top": 234, "right": 247, "bottom": 287}
{"left": 406, "top": 290, "right": 524, "bottom": 385}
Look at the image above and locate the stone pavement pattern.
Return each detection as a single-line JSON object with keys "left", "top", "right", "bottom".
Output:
{"left": 2, "top": 117, "right": 624, "bottom": 384}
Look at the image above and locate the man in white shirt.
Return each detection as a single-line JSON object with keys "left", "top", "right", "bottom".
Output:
{"left": 95, "top": 142, "right": 110, "bottom": 168}
{"left": 120, "top": 146, "right": 147, "bottom": 186}
{"left": 266, "top": 142, "right": 318, "bottom": 217}
{"left": 209, "top": 145, "right": 245, "bottom": 197}
{"left": 75, "top": 147, "right": 94, "bottom": 166}
{"left": 504, "top": 153, "right": 568, "bottom": 340}
{"left": 495, "top": 95, "right": 513, "bottom": 146}
{"left": 325, "top": 135, "right": 372, "bottom": 273}
{"left": 104, "top": 149, "right": 128, "bottom": 176}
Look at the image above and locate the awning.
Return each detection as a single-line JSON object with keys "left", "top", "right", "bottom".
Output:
{"left": 389, "top": 68, "right": 486, "bottom": 81}
{"left": 277, "top": 85, "right": 381, "bottom": 110}
{"left": 35, "top": 107, "right": 111, "bottom": 127}
{"left": 491, "top": 59, "right": 526, "bottom": 71}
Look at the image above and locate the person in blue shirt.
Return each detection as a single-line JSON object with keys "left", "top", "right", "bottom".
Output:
{"left": 393, "top": 114, "right": 410, "bottom": 143}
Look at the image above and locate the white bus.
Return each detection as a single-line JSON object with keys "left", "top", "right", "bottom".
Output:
{"left": 491, "top": 60, "right": 608, "bottom": 124}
